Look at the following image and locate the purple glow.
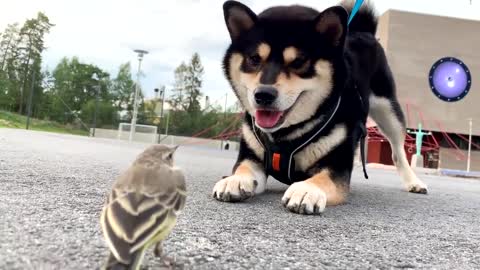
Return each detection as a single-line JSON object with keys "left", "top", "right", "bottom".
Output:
{"left": 432, "top": 61, "right": 468, "bottom": 98}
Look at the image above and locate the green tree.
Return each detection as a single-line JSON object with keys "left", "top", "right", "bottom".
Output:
{"left": 80, "top": 99, "right": 118, "bottom": 129}
{"left": 50, "top": 57, "right": 111, "bottom": 123}
{"left": 169, "top": 53, "right": 204, "bottom": 113}
{"left": 0, "top": 23, "right": 20, "bottom": 70}
{"left": 16, "top": 12, "right": 54, "bottom": 114}
{"left": 110, "top": 62, "right": 139, "bottom": 122}
{"left": 184, "top": 53, "right": 204, "bottom": 113}
{"left": 111, "top": 62, "right": 134, "bottom": 110}
{"left": 0, "top": 23, "right": 22, "bottom": 111}
{"left": 170, "top": 62, "right": 188, "bottom": 111}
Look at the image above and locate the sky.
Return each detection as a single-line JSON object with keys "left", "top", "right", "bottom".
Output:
{"left": 1, "top": 0, "right": 479, "bottom": 109}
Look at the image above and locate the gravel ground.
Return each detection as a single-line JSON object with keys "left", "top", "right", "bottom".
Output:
{"left": 1, "top": 128, "right": 480, "bottom": 270}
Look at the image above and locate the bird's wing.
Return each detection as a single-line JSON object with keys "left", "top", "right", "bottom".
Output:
{"left": 100, "top": 172, "right": 186, "bottom": 263}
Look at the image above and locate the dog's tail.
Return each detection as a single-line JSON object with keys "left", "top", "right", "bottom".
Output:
{"left": 340, "top": 0, "right": 378, "bottom": 35}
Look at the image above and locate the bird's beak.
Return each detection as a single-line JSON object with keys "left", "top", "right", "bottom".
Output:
{"left": 171, "top": 145, "right": 179, "bottom": 152}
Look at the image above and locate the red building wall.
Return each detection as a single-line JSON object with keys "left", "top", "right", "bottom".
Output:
{"left": 367, "top": 140, "right": 417, "bottom": 166}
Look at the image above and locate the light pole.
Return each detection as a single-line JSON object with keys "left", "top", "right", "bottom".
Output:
{"left": 467, "top": 118, "right": 473, "bottom": 172}
{"left": 91, "top": 73, "right": 100, "bottom": 137}
{"left": 221, "top": 93, "right": 228, "bottom": 150}
{"left": 129, "top": 49, "right": 149, "bottom": 142}
{"left": 25, "top": 62, "right": 36, "bottom": 130}
{"left": 159, "top": 86, "right": 165, "bottom": 119}
{"left": 154, "top": 86, "right": 166, "bottom": 143}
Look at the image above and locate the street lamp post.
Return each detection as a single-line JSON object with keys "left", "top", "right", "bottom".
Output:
{"left": 91, "top": 73, "right": 100, "bottom": 137}
{"left": 220, "top": 93, "right": 228, "bottom": 150}
{"left": 129, "top": 49, "right": 149, "bottom": 142}
{"left": 92, "top": 85, "right": 100, "bottom": 137}
{"left": 154, "top": 87, "right": 166, "bottom": 144}
{"left": 467, "top": 118, "right": 473, "bottom": 172}
{"left": 25, "top": 63, "right": 36, "bottom": 130}
{"left": 159, "top": 86, "right": 165, "bottom": 119}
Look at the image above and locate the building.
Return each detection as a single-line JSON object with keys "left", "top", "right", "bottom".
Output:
{"left": 368, "top": 9, "right": 480, "bottom": 171}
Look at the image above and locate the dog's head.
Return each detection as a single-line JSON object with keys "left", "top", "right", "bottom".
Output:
{"left": 222, "top": 1, "right": 348, "bottom": 133}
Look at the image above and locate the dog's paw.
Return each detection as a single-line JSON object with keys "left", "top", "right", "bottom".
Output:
{"left": 407, "top": 179, "right": 428, "bottom": 194}
{"left": 212, "top": 174, "right": 258, "bottom": 202}
{"left": 281, "top": 181, "right": 327, "bottom": 215}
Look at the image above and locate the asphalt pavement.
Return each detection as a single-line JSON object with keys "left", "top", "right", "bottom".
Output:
{"left": 1, "top": 128, "right": 479, "bottom": 270}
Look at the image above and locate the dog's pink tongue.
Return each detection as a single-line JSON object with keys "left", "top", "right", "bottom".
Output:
{"left": 255, "top": 110, "right": 283, "bottom": 128}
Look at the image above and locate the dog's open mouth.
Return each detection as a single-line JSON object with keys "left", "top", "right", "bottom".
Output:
{"left": 253, "top": 92, "right": 305, "bottom": 130}
{"left": 255, "top": 110, "right": 285, "bottom": 129}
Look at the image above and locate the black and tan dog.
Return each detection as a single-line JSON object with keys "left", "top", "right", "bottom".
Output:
{"left": 212, "top": 0, "right": 428, "bottom": 215}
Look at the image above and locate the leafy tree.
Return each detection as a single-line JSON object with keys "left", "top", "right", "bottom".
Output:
{"left": 110, "top": 62, "right": 147, "bottom": 123}
{"left": 0, "top": 23, "right": 20, "bottom": 71}
{"left": 169, "top": 53, "right": 204, "bottom": 113}
{"left": 184, "top": 53, "right": 204, "bottom": 113}
{"left": 50, "top": 57, "right": 111, "bottom": 123}
{"left": 111, "top": 62, "right": 135, "bottom": 111}
{"left": 80, "top": 99, "right": 118, "bottom": 129}
{"left": 0, "top": 23, "right": 22, "bottom": 111}
{"left": 170, "top": 62, "right": 188, "bottom": 111}
{"left": 16, "top": 12, "right": 54, "bottom": 114}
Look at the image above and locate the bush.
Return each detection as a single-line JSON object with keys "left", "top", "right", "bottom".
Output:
{"left": 80, "top": 99, "right": 119, "bottom": 128}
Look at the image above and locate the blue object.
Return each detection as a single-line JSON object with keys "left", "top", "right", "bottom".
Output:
{"left": 440, "top": 169, "right": 480, "bottom": 179}
{"left": 429, "top": 57, "right": 472, "bottom": 102}
{"left": 347, "top": 0, "right": 365, "bottom": 25}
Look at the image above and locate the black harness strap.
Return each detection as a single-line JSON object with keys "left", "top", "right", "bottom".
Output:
{"left": 355, "top": 85, "right": 369, "bottom": 179}
{"left": 251, "top": 97, "right": 342, "bottom": 185}
{"left": 358, "top": 122, "right": 369, "bottom": 179}
{"left": 250, "top": 87, "right": 370, "bottom": 184}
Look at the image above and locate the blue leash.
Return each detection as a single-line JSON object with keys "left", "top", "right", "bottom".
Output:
{"left": 347, "top": 0, "right": 365, "bottom": 25}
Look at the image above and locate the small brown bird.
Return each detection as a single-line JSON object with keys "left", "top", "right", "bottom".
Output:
{"left": 100, "top": 144, "right": 186, "bottom": 270}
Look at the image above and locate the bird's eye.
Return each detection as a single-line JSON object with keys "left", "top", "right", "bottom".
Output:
{"left": 290, "top": 56, "right": 307, "bottom": 70}
{"left": 167, "top": 153, "right": 173, "bottom": 160}
{"left": 247, "top": 54, "right": 262, "bottom": 68}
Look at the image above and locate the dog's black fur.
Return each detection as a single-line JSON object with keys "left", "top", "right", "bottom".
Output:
{"left": 213, "top": 0, "right": 427, "bottom": 214}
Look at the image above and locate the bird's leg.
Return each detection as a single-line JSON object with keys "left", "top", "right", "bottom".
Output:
{"left": 154, "top": 242, "right": 176, "bottom": 268}
{"left": 153, "top": 242, "right": 163, "bottom": 258}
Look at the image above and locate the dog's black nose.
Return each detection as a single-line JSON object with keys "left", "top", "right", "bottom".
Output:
{"left": 254, "top": 86, "right": 278, "bottom": 106}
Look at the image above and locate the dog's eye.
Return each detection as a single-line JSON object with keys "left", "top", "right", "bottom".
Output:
{"left": 247, "top": 54, "right": 262, "bottom": 67}
{"left": 290, "top": 57, "right": 307, "bottom": 70}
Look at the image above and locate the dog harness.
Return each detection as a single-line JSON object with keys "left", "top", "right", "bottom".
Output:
{"left": 251, "top": 95, "right": 369, "bottom": 185}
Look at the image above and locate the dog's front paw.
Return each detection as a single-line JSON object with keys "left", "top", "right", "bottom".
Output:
{"left": 212, "top": 174, "right": 258, "bottom": 202}
{"left": 406, "top": 179, "right": 428, "bottom": 194}
{"left": 281, "top": 181, "right": 327, "bottom": 215}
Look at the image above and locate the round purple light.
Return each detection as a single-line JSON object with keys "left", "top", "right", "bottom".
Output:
{"left": 432, "top": 61, "right": 468, "bottom": 98}
{"left": 429, "top": 57, "right": 472, "bottom": 102}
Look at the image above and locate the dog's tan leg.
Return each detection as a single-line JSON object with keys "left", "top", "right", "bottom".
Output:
{"left": 212, "top": 160, "right": 267, "bottom": 202}
{"left": 281, "top": 170, "right": 347, "bottom": 215}
{"left": 369, "top": 95, "right": 428, "bottom": 194}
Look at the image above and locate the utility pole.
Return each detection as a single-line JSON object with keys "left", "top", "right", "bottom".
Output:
{"left": 19, "top": 35, "right": 33, "bottom": 115}
{"left": 221, "top": 93, "right": 228, "bottom": 150}
{"left": 159, "top": 88, "right": 165, "bottom": 143}
{"left": 205, "top": 95, "right": 210, "bottom": 110}
{"left": 25, "top": 65, "right": 36, "bottom": 130}
{"left": 90, "top": 73, "right": 100, "bottom": 137}
{"left": 129, "top": 49, "right": 148, "bottom": 142}
{"left": 92, "top": 85, "right": 100, "bottom": 137}
{"left": 467, "top": 118, "right": 473, "bottom": 172}
{"left": 155, "top": 87, "right": 166, "bottom": 144}
{"left": 160, "top": 87, "right": 165, "bottom": 119}
{"left": 165, "top": 111, "right": 170, "bottom": 137}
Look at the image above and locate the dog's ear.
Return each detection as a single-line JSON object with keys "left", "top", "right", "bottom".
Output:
{"left": 223, "top": 1, "right": 257, "bottom": 41}
{"left": 314, "top": 6, "right": 348, "bottom": 47}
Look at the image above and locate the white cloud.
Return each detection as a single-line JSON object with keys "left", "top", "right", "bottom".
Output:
{"left": 1, "top": 0, "right": 479, "bottom": 108}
